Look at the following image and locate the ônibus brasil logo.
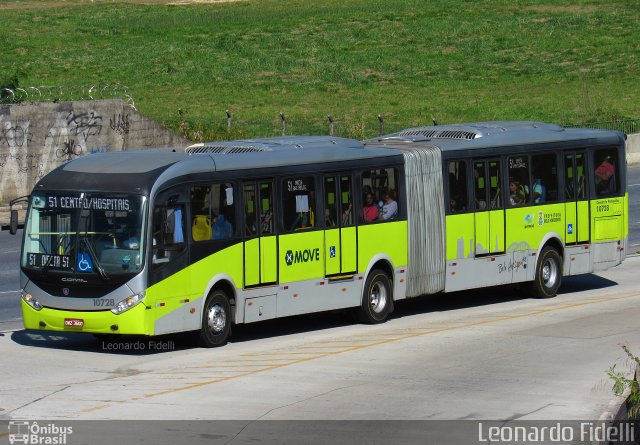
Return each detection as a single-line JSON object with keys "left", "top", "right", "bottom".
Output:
{"left": 8, "top": 421, "right": 73, "bottom": 444}
{"left": 285, "top": 248, "right": 320, "bottom": 266}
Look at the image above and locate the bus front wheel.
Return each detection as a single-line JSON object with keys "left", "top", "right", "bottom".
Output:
{"left": 198, "top": 289, "right": 231, "bottom": 347}
{"left": 529, "top": 247, "right": 562, "bottom": 299}
{"left": 357, "top": 269, "right": 392, "bottom": 324}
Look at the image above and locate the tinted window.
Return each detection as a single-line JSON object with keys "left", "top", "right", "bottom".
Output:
{"left": 361, "top": 167, "right": 399, "bottom": 223}
{"left": 594, "top": 148, "right": 619, "bottom": 196}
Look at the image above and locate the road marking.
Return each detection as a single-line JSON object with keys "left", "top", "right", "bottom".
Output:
{"left": 0, "top": 290, "right": 19, "bottom": 295}
{"left": 139, "top": 291, "right": 640, "bottom": 399}
{"left": 628, "top": 183, "right": 640, "bottom": 188}
{"left": 73, "top": 289, "right": 640, "bottom": 416}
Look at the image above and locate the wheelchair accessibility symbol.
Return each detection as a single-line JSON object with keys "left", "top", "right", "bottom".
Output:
{"left": 77, "top": 253, "right": 94, "bottom": 273}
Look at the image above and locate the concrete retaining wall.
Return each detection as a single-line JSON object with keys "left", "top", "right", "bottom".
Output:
{"left": 0, "top": 99, "right": 189, "bottom": 226}
{"left": 626, "top": 133, "right": 640, "bottom": 165}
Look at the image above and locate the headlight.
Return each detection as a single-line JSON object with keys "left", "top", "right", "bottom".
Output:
{"left": 23, "top": 293, "right": 43, "bottom": 311}
{"left": 111, "top": 292, "right": 145, "bottom": 315}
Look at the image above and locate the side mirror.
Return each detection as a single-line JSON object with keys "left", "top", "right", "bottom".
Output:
{"left": 9, "top": 209, "right": 18, "bottom": 235}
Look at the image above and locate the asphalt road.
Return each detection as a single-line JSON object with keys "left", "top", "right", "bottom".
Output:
{"left": 0, "top": 256, "right": 638, "bottom": 438}
{"left": 0, "top": 167, "right": 638, "bottom": 442}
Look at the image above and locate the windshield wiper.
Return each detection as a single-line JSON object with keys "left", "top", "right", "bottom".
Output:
{"left": 40, "top": 235, "right": 67, "bottom": 278}
{"left": 81, "top": 236, "right": 110, "bottom": 281}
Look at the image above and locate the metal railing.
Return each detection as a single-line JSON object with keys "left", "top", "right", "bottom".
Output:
{"left": 564, "top": 119, "right": 640, "bottom": 134}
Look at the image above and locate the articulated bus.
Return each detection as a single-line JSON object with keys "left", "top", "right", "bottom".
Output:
{"left": 12, "top": 121, "right": 627, "bottom": 347}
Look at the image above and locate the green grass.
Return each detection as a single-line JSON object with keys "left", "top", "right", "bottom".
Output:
{"left": 1, "top": 0, "right": 639, "bottom": 140}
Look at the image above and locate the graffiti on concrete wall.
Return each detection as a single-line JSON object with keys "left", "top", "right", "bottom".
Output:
{"left": 1, "top": 108, "right": 111, "bottom": 203}
{"left": 0, "top": 119, "right": 42, "bottom": 196}
{"left": 110, "top": 113, "right": 130, "bottom": 136}
{"left": 0, "top": 99, "right": 188, "bottom": 210}
{"left": 0, "top": 121, "right": 32, "bottom": 148}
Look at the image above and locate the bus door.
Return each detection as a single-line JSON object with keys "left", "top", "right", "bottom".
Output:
{"left": 278, "top": 175, "right": 325, "bottom": 284}
{"left": 243, "top": 181, "right": 277, "bottom": 287}
{"left": 323, "top": 174, "right": 357, "bottom": 276}
{"left": 473, "top": 160, "right": 505, "bottom": 256}
{"left": 564, "top": 152, "right": 590, "bottom": 244}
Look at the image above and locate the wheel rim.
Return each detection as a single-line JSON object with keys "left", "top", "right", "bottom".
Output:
{"left": 541, "top": 258, "right": 559, "bottom": 289}
{"left": 369, "top": 281, "right": 388, "bottom": 314}
{"left": 207, "top": 303, "right": 226, "bottom": 334}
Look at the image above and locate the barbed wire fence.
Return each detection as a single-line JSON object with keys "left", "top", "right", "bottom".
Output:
{"left": 1, "top": 84, "right": 638, "bottom": 140}
{"left": 169, "top": 109, "right": 408, "bottom": 142}
{"left": 0, "top": 84, "right": 136, "bottom": 110}
{"left": 170, "top": 109, "right": 640, "bottom": 143}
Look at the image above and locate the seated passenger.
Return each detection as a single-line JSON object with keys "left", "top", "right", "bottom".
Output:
{"left": 509, "top": 180, "right": 525, "bottom": 206}
{"left": 595, "top": 156, "right": 615, "bottom": 195}
{"left": 532, "top": 176, "right": 546, "bottom": 204}
{"left": 450, "top": 197, "right": 466, "bottom": 213}
{"left": 212, "top": 214, "right": 233, "bottom": 239}
{"left": 363, "top": 193, "right": 379, "bottom": 223}
{"left": 379, "top": 189, "right": 398, "bottom": 220}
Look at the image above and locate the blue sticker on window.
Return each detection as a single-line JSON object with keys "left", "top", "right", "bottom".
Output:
{"left": 77, "top": 253, "right": 94, "bottom": 273}
{"left": 568, "top": 223, "right": 573, "bottom": 235}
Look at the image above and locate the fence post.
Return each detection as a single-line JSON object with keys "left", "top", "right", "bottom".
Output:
{"left": 280, "top": 112, "right": 286, "bottom": 136}
{"left": 226, "top": 109, "right": 232, "bottom": 131}
{"left": 378, "top": 114, "right": 384, "bottom": 136}
{"left": 328, "top": 115, "right": 334, "bottom": 136}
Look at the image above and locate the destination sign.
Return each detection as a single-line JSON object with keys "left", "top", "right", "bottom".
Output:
{"left": 27, "top": 253, "right": 72, "bottom": 270}
{"left": 44, "top": 196, "right": 132, "bottom": 211}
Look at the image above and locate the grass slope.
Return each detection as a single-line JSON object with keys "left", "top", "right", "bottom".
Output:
{"left": 1, "top": 0, "right": 639, "bottom": 139}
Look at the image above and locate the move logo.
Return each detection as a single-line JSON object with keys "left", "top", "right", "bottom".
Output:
{"left": 285, "top": 248, "right": 320, "bottom": 266}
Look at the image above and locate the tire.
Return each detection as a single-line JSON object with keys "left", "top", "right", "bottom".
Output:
{"left": 198, "top": 289, "right": 231, "bottom": 347}
{"left": 357, "top": 269, "right": 392, "bottom": 324}
{"left": 529, "top": 247, "right": 562, "bottom": 299}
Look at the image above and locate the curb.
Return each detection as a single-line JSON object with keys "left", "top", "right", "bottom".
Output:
{"left": 596, "top": 366, "right": 639, "bottom": 445}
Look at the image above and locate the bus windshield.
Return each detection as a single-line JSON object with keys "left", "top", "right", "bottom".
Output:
{"left": 21, "top": 192, "right": 147, "bottom": 277}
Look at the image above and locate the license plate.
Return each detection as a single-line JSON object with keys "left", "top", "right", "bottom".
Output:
{"left": 64, "top": 318, "right": 84, "bottom": 327}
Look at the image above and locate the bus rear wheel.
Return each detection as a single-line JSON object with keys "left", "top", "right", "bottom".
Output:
{"left": 529, "top": 247, "right": 562, "bottom": 299}
{"left": 357, "top": 269, "right": 392, "bottom": 324}
{"left": 198, "top": 289, "right": 231, "bottom": 347}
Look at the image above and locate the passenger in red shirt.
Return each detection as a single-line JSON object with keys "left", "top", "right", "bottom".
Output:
{"left": 595, "top": 156, "right": 615, "bottom": 195}
{"left": 363, "top": 193, "right": 379, "bottom": 222}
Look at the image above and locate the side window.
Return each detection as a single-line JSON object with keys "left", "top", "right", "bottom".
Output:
{"left": 475, "top": 160, "right": 501, "bottom": 210}
{"left": 340, "top": 175, "right": 354, "bottom": 226}
{"left": 474, "top": 161, "right": 488, "bottom": 210}
{"left": 507, "top": 156, "right": 530, "bottom": 207}
{"left": 488, "top": 160, "right": 501, "bottom": 209}
{"left": 244, "top": 182, "right": 274, "bottom": 236}
{"left": 361, "top": 167, "right": 399, "bottom": 223}
{"left": 594, "top": 148, "right": 619, "bottom": 196}
{"left": 564, "top": 154, "right": 576, "bottom": 200}
{"left": 152, "top": 200, "right": 186, "bottom": 267}
{"left": 531, "top": 153, "right": 557, "bottom": 203}
{"left": 576, "top": 153, "right": 587, "bottom": 199}
{"left": 243, "top": 184, "right": 258, "bottom": 237}
{"left": 323, "top": 176, "right": 338, "bottom": 228}
{"left": 282, "top": 176, "right": 315, "bottom": 232}
{"left": 191, "top": 183, "right": 235, "bottom": 242}
{"left": 565, "top": 153, "right": 588, "bottom": 201}
{"left": 259, "top": 182, "right": 274, "bottom": 235}
{"left": 447, "top": 160, "right": 468, "bottom": 213}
